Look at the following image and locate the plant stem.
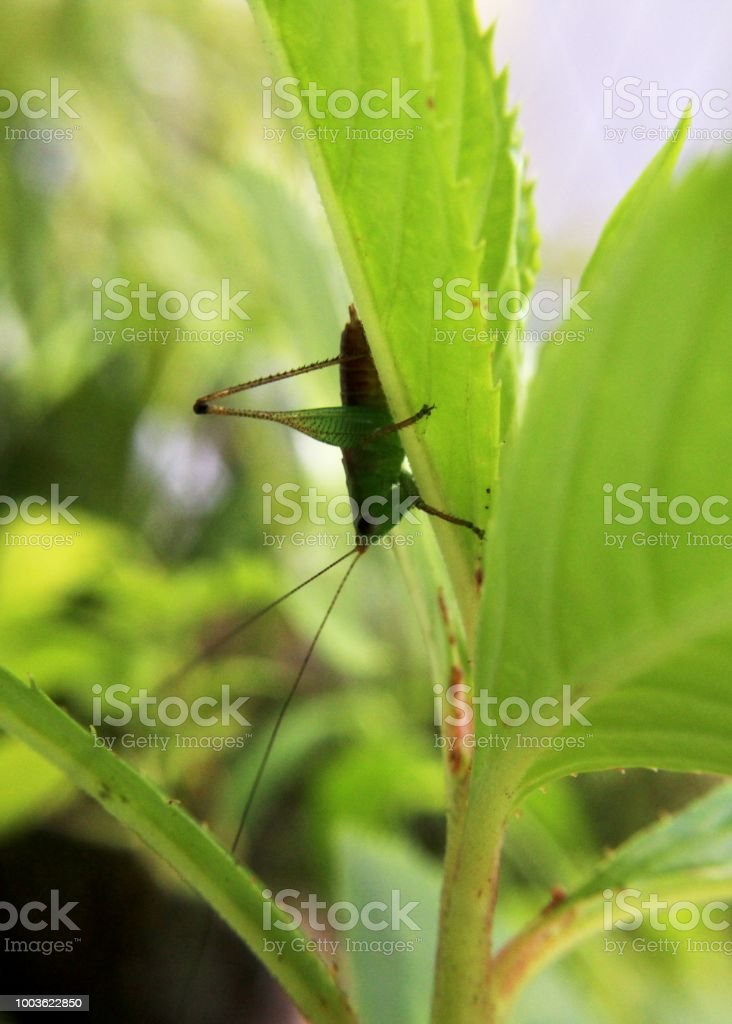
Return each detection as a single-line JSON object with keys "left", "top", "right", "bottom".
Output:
{"left": 492, "top": 904, "right": 592, "bottom": 1017}
{"left": 430, "top": 753, "right": 525, "bottom": 1024}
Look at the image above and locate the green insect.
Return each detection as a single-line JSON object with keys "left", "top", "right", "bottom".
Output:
{"left": 190, "top": 305, "right": 484, "bottom": 836}
{"left": 194, "top": 304, "right": 484, "bottom": 547}
{"left": 187, "top": 305, "right": 484, "bottom": 839}
{"left": 179, "top": 306, "right": 485, "bottom": 1011}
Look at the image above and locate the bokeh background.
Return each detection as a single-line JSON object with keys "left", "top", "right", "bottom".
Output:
{"left": 0, "top": 1, "right": 730, "bottom": 1021}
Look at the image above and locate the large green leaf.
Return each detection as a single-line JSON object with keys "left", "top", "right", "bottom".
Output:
{"left": 474, "top": 146, "right": 732, "bottom": 796}
{"left": 248, "top": 0, "right": 536, "bottom": 630}
{"left": 573, "top": 782, "right": 732, "bottom": 896}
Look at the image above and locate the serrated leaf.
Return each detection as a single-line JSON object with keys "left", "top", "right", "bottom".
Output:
{"left": 572, "top": 782, "right": 732, "bottom": 898}
{"left": 475, "top": 140, "right": 732, "bottom": 796}
{"left": 248, "top": 0, "right": 535, "bottom": 630}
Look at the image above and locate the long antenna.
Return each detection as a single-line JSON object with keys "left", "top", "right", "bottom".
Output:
{"left": 159, "top": 548, "right": 358, "bottom": 694}
{"left": 179, "top": 547, "right": 364, "bottom": 1022}
{"left": 231, "top": 547, "right": 363, "bottom": 856}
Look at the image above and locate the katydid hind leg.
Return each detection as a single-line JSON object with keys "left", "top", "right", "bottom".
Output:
{"left": 399, "top": 471, "right": 485, "bottom": 541}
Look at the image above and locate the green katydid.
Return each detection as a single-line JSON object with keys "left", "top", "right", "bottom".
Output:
{"left": 178, "top": 305, "right": 485, "bottom": 1014}
{"left": 189, "top": 304, "right": 485, "bottom": 848}
{"left": 194, "top": 304, "right": 485, "bottom": 547}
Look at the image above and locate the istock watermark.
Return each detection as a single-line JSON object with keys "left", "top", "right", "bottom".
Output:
{"left": 603, "top": 889, "right": 730, "bottom": 931}
{"left": 434, "top": 684, "right": 591, "bottom": 728}
{"left": 602, "top": 77, "right": 730, "bottom": 120}
{"left": 1, "top": 79, "right": 81, "bottom": 144}
{"left": 262, "top": 76, "right": 420, "bottom": 119}
{"left": 0, "top": 79, "right": 81, "bottom": 144}
{"left": 91, "top": 684, "right": 253, "bottom": 752}
{"left": 0, "top": 80, "right": 79, "bottom": 120}
{"left": 0, "top": 486, "right": 79, "bottom": 526}
{"left": 263, "top": 888, "right": 420, "bottom": 931}
{"left": 433, "top": 683, "right": 592, "bottom": 754}
{"left": 261, "top": 76, "right": 421, "bottom": 144}
{"left": 432, "top": 277, "right": 591, "bottom": 329}
{"left": 602, "top": 483, "right": 732, "bottom": 549}
{"left": 602, "top": 77, "right": 732, "bottom": 145}
{"left": 262, "top": 483, "right": 422, "bottom": 529}
{"left": 602, "top": 889, "right": 732, "bottom": 956}
{"left": 0, "top": 892, "right": 79, "bottom": 932}
{"left": 0, "top": 891, "right": 81, "bottom": 957}
{"left": 603, "top": 484, "right": 729, "bottom": 525}
{"left": 0, "top": 486, "right": 80, "bottom": 549}
{"left": 91, "top": 278, "right": 251, "bottom": 326}
{"left": 261, "top": 888, "right": 422, "bottom": 956}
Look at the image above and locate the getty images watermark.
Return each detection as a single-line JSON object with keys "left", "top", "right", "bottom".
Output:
{"left": 0, "top": 79, "right": 80, "bottom": 143}
{"left": 90, "top": 277, "right": 252, "bottom": 345}
{"left": 433, "top": 684, "right": 592, "bottom": 754}
{"left": 431, "top": 277, "right": 592, "bottom": 346}
{"left": 91, "top": 684, "right": 253, "bottom": 752}
{"left": 603, "top": 483, "right": 732, "bottom": 549}
{"left": 602, "top": 77, "right": 732, "bottom": 144}
{"left": 602, "top": 889, "right": 732, "bottom": 957}
{"left": 261, "top": 76, "right": 421, "bottom": 143}
{"left": 1, "top": 891, "right": 81, "bottom": 957}
{"left": 0, "top": 486, "right": 80, "bottom": 549}
{"left": 261, "top": 888, "right": 421, "bottom": 957}
{"left": 261, "top": 483, "right": 421, "bottom": 550}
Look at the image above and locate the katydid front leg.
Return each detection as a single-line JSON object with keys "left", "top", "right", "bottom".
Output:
{"left": 362, "top": 403, "right": 435, "bottom": 441}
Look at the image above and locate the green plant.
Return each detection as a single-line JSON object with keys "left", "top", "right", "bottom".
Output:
{"left": 1, "top": 2, "right": 731, "bottom": 1022}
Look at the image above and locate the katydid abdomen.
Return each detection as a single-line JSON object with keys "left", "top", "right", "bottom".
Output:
{"left": 339, "top": 305, "right": 413, "bottom": 542}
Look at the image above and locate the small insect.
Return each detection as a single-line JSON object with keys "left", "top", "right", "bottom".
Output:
{"left": 194, "top": 304, "right": 484, "bottom": 547}
{"left": 190, "top": 305, "right": 485, "bottom": 836}
{"left": 186, "top": 305, "right": 486, "bottom": 837}
{"left": 179, "top": 307, "right": 485, "bottom": 1012}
